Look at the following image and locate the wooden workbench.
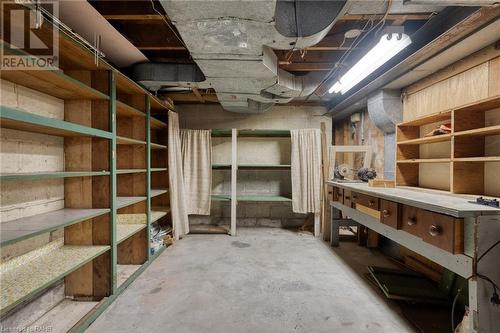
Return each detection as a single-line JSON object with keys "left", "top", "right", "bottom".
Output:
{"left": 326, "top": 181, "right": 500, "bottom": 333}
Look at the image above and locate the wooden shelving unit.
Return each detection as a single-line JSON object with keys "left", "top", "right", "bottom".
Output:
{"left": 210, "top": 129, "right": 292, "bottom": 235}
{"left": 396, "top": 95, "right": 500, "bottom": 196}
{"left": 0, "top": 6, "right": 173, "bottom": 330}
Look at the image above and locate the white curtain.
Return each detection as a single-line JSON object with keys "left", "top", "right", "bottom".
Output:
{"left": 290, "top": 129, "right": 322, "bottom": 214}
{"left": 180, "top": 129, "right": 212, "bottom": 215}
{"left": 168, "top": 111, "right": 189, "bottom": 239}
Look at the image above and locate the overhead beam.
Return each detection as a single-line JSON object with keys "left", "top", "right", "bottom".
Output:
{"left": 339, "top": 14, "right": 433, "bottom": 21}
{"left": 191, "top": 88, "right": 205, "bottom": 103}
{"left": 136, "top": 46, "right": 186, "bottom": 50}
{"left": 279, "top": 62, "right": 340, "bottom": 72}
{"left": 163, "top": 93, "right": 219, "bottom": 103}
{"left": 103, "top": 14, "right": 164, "bottom": 20}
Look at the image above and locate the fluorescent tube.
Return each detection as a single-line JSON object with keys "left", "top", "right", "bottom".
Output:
{"left": 329, "top": 33, "right": 412, "bottom": 94}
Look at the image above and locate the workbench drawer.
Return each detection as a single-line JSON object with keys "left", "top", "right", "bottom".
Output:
{"left": 332, "top": 187, "right": 343, "bottom": 203}
{"left": 401, "top": 205, "right": 421, "bottom": 237}
{"left": 343, "top": 189, "right": 352, "bottom": 208}
{"left": 380, "top": 200, "right": 400, "bottom": 229}
{"left": 420, "top": 210, "right": 463, "bottom": 254}
{"left": 351, "top": 192, "right": 379, "bottom": 210}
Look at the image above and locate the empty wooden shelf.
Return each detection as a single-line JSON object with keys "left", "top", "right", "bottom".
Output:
{"left": 0, "top": 171, "right": 110, "bottom": 181}
{"left": 1, "top": 106, "right": 112, "bottom": 139}
{"left": 117, "top": 224, "right": 147, "bottom": 244}
{"left": 117, "top": 136, "right": 147, "bottom": 145}
{"left": 151, "top": 207, "right": 171, "bottom": 223}
{"left": 117, "top": 169, "right": 147, "bottom": 174}
{"left": 0, "top": 68, "right": 109, "bottom": 101}
{"left": 116, "top": 101, "right": 145, "bottom": 118}
{"left": 0, "top": 208, "right": 110, "bottom": 247}
{"left": 151, "top": 142, "right": 167, "bottom": 150}
{"left": 0, "top": 240, "right": 109, "bottom": 315}
{"left": 211, "top": 194, "right": 292, "bottom": 202}
{"left": 151, "top": 189, "right": 168, "bottom": 198}
{"left": 117, "top": 196, "right": 147, "bottom": 209}
{"left": 117, "top": 265, "right": 142, "bottom": 288}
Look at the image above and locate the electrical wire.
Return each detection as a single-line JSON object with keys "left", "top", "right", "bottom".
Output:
{"left": 477, "top": 240, "right": 500, "bottom": 263}
{"left": 149, "top": 0, "right": 190, "bottom": 52}
{"left": 451, "top": 288, "right": 462, "bottom": 333}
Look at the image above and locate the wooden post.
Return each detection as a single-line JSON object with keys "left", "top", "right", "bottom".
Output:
{"left": 230, "top": 128, "right": 237, "bottom": 236}
{"left": 320, "top": 122, "right": 331, "bottom": 240}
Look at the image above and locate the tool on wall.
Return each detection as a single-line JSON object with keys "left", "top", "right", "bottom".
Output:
{"left": 334, "top": 164, "right": 377, "bottom": 182}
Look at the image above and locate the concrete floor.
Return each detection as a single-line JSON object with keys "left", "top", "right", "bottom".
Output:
{"left": 87, "top": 228, "right": 418, "bottom": 333}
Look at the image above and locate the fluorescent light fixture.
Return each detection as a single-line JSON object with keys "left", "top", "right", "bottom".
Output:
{"left": 329, "top": 33, "right": 412, "bottom": 94}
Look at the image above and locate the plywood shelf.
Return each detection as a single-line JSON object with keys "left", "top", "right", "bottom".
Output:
{"left": 24, "top": 299, "right": 99, "bottom": 333}
{"left": 117, "top": 196, "right": 147, "bottom": 209}
{"left": 397, "top": 159, "right": 451, "bottom": 163}
{"left": 239, "top": 164, "right": 291, "bottom": 169}
{"left": 151, "top": 207, "right": 171, "bottom": 223}
{"left": 117, "top": 169, "right": 147, "bottom": 175}
{"left": 1, "top": 106, "right": 112, "bottom": 139}
{"left": 1, "top": 70, "right": 109, "bottom": 101}
{"left": 0, "top": 240, "right": 109, "bottom": 315}
{"left": 150, "top": 117, "right": 167, "bottom": 129}
{"left": 0, "top": 171, "right": 109, "bottom": 181}
{"left": 151, "top": 189, "right": 168, "bottom": 198}
{"left": 453, "top": 157, "right": 500, "bottom": 162}
{"left": 151, "top": 168, "right": 167, "bottom": 172}
{"left": 117, "top": 224, "right": 147, "bottom": 244}
{"left": 211, "top": 194, "right": 292, "bottom": 202}
{"left": 398, "top": 111, "right": 451, "bottom": 127}
{"left": 0, "top": 208, "right": 110, "bottom": 247}
{"left": 150, "top": 142, "right": 167, "bottom": 150}
{"left": 116, "top": 101, "right": 145, "bottom": 118}
{"left": 454, "top": 125, "right": 500, "bottom": 137}
{"left": 211, "top": 129, "right": 290, "bottom": 137}
{"left": 116, "top": 136, "right": 146, "bottom": 145}
{"left": 397, "top": 134, "right": 451, "bottom": 145}
{"left": 212, "top": 164, "right": 291, "bottom": 169}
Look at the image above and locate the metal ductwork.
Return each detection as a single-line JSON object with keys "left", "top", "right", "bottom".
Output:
{"left": 132, "top": 0, "right": 347, "bottom": 113}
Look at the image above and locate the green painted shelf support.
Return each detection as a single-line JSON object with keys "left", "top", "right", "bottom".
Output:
{"left": 109, "top": 70, "right": 118, "bottom": 294}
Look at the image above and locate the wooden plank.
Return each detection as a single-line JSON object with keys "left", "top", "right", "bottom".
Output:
{"left": 397, "top": 134, "right": 451, "bottom": 145}
{"left": 0, "top": 171, "right": 109, "bottom": 181}
{"left": 0, "top": 208, "right": 109, "bottom": 247}
{"left": 117, "top": 224, "right": 147, "bottom": 244}
{"left": 0, "top": 106, "right": 112, "bottom": 139}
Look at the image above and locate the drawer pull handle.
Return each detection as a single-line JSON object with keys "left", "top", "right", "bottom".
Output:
{"left": 345, "top": 196, "right": 350, "bottom": 200}
{"left": 382, "top": 210, "right": 390, "bottom": 218}
{"left": 369, "top": 200, "right": 375, "bottom": 207}
{"left": 429, "top": 225, "right": 442, "bottom": 237}
{"left": 407, "top": 217, "right": 417, "bottom": 226}
{"left": 352, "top": 195, "right": 358, "bottom": 199}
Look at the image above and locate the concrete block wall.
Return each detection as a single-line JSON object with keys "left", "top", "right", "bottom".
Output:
{"left": 178, "top": 104, "right": 331, "bottom": 228}
{"left": 0, "top": 79, "right": 65, "bottom": 260}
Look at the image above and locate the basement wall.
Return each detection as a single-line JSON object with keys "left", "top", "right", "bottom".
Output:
{"left": 178, "top": 104, "right": 332, "bottom": 228}
{"left": 333, "top": 109, "right": 385, "bottom": 177}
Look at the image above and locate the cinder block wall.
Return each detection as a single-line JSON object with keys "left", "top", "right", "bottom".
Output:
{"left": 178, "top": 104, "right": 332, "bottom": 228}
{"left": 0, "top": 79, "right": 65, "bottom": 260}
{"left": 0, "top": 79, "right": 66, "bottom": 325}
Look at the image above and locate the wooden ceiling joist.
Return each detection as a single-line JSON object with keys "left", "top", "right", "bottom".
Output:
{"left": 339, "top": 14, "right": 433, "bottom": 21}
{"left": 103, "top": 14, "right": 164, "bottom": 20}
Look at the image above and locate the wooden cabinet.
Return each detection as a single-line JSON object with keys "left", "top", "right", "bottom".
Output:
{"left": 380, "top": 200, "right": 399, "bottom": 229}
{"left": 352, "top": 192, "right": 379, "bottom": 210}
